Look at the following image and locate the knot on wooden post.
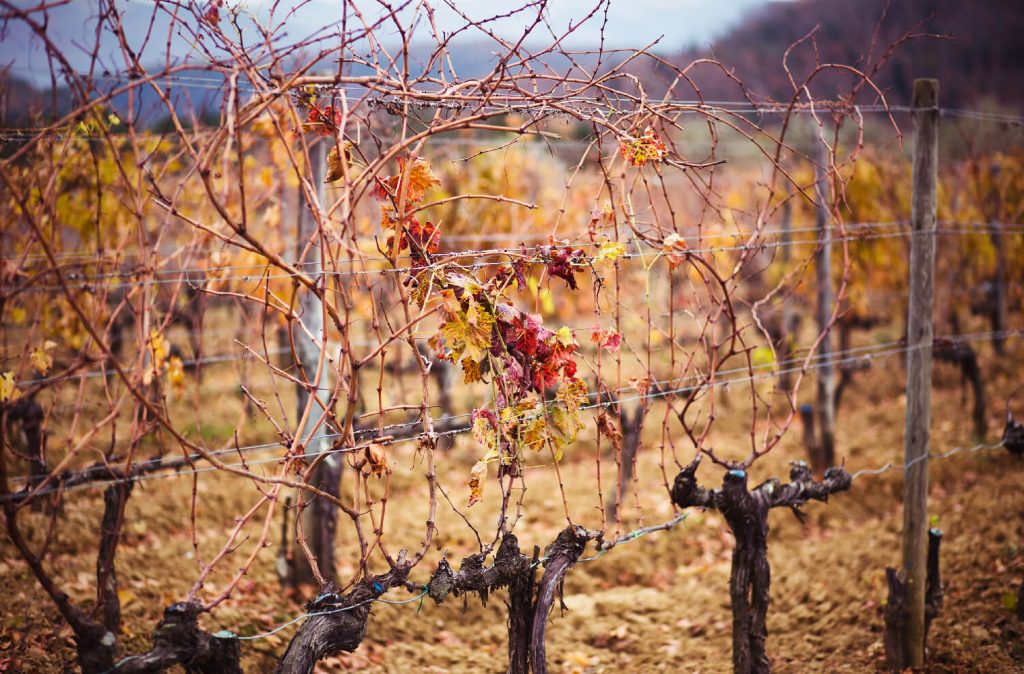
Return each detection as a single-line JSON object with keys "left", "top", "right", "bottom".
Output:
{"left": 883, "top": 529, "right": 943, "bottom": 671}
{"left": 669, "top": 459, "right": 852, "bottom": 674}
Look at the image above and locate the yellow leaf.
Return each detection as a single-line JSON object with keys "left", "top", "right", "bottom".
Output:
{"left": 441, "top": 299, "right": 495, "bottom": 364}
{"left": 472, "top": 415, "right": 498, "bottom": 452}
{"left": 148, "top": 330, "right": 169, "bottom": 370}
{"left": 461, "top": 358, "right": 482, "bottom": 384}
{"left": 166, "top": 356, "right": 186, "bottom": 397}
{"left": 593, "top": 241, "right": 626, "bottom": 264}
{"left": 554, "top": 326, "right": 575, "bottom": 347}
{"left": 0, "top": 372, "right": 20, "bottom": 403}
{"left": 117, "top": 589, "right": 136, "bottom": 608}
{"left": 29, "top": 340, "right": 57, "bottom": 376}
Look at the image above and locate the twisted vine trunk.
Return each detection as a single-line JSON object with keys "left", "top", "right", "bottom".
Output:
{"left": 529, "top": 527, "right": 587, "bottom": 674}
{"left": 118, "top": 603, "right": 241, "bottom": 674}
{"left": 276, "top": 564, "right": 410, "bottom": 674}
{"left": 671, "top": 456, "right": 851, "bottom": 674}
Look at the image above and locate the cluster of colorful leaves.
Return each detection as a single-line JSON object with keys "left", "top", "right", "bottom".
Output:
{"left": 303, "top": 105, "right": 343, "bottom": 137}
{"left": 466, "top": 375, "right": 587, "bottom": 506}
{"left": 619, "top": 126, "right": 668, "bottom": 167}
{"left": 542, "top": 244, "right": 587, "bottom": 290}
{"left": 373, "top": 156, "right": 443, "bottom": 264}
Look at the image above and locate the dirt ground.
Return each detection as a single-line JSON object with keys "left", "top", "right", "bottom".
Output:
{"left": 2, "top": 338, "right": 1023, "bottom": 673}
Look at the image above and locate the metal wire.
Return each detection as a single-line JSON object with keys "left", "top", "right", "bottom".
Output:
{"left": 14, "top": 221, "right": 1023, "bottom": 294}
{"left": 849, "top": 440, "right": 1007, "bottom": 480}
{"left": 7, "top": 328, "right": 1021, "bottom": 501}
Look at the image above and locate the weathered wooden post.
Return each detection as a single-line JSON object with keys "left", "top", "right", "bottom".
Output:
{"left": 814, "top": 134, "right": 836, "bottom": 468}
{"left": 293, "top": 134, "right": 338, "bottom": 586}
{"left": 900, "top": 77, "right": 939, "bottom": 668}
{"left": 778, "top": 199, "right": 794, "bottom": 392}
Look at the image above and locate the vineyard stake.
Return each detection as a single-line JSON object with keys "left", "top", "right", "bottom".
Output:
{"left": 901, "top": 77, "right": 939, "bottom": 668}
{"left": 293, "top": 135, "right": 338, "bottom": 585}
{"left": 814, "top": 132, "right": 836, "bottom": 469}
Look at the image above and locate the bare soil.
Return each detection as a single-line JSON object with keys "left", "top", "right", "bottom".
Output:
{"left": 2, "top": 341, "right": 1023, "bottom": 673}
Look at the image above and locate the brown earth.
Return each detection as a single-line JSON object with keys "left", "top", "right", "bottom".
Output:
{"left": 1, "top": 339, "right": 1023, "bottom": 673}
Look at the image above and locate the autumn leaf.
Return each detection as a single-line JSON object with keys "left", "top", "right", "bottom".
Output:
{"left": 303, "top": 105, "right": 343, "bottom": 137}
{"left": 521, "top": 417, "right": 547, "bottom": 453}
{"left": 661, "top": 233, "right": 688, "bottom": 268}
{"left": 554, "top": 326, "right": 575, "bottom": 347}
{"left": 471, "top": 409, "right": 498, "bottom": 453}
{"left": 373, "top": 156, "right": 440, "bottom": 206}
{"left": 619, "top": 126, "right": 668, "bottom": 167}
{"left": 0, "top": 372, "right": 19, "bottom": 403}
{"left": 544, "top": 246, "right": 586, "bottom": 290}
{"left": 29, "top": 340, "right": 57, "bottom": 376}
{"left": 149, "top": 330, "right": 169, "bottom": 369}
{"left": 461, "top": 358, "right": 483, "bottom": 384}
{"left": 364, "top": 443, "right": 390, "bottom": 478}
{"left": 166, "top": 356, "right": 186, "bottom": 397}
{"left": 202, "top": 1, "right": 222, "bottom": 26}
{"left": 597, "top": 411, "right": 623, "bottom": 452}
{"left": 324, "top": 142, "right": 353, "bottom": 183}
{"left": 441, "top": 298, "right": 495, "bottom": 364}
{"left": 550, "top": 378, "right": 588, "bottom": 453}
{"left": 468, "top": 460, "right": 487, "bottom": 507}
{"left": 397, "top": 157, "right": 440, "bottom": 204}
{"left": 590, "top": 328, "right": 622, "bottom": 353}
{"left": 593, "top": 241, "right": 626, "bottom": 265}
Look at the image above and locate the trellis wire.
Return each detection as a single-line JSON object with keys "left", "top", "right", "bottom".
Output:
{"left": 14, "top": 222, "right": 1024, "bottom": 294}
{"left": 6, "top": 328, "right": 1020, "bottom": 501}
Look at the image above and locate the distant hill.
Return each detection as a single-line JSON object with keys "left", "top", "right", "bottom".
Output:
{"left": 3, "top": 0, "right": 1020, "bottom": 128}
{"left": 645, "top": 0, "right": 1024, "bottom": 110}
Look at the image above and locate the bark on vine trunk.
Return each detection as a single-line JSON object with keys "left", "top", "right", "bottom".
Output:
{"left": 934, "top": 340, "right": 986, "bottom": 439}
{"left": 671, "top": 456, "right": 851, "bottom": 674}
{"left": 530, "top": 526, "right": 588, "bottom": 674}
{"left": 608, "top": 404, "right": 646, "bottom": 521}
{"left": 97, "top": 481, "right": 133, "bottom": 633}
{"left": 276, "top": 563, "right": 411, "bottom": 674}
{"left": 117, "top": 602, "right": 241, "bottom": 674}
{"left": 426, "top": 533, "right": 537, "bottom": 673}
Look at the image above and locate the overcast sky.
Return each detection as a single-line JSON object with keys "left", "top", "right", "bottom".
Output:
{"left": 2, "top": 0, "right": 777, "bottom": 83}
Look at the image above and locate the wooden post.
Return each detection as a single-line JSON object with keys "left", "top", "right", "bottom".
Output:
{"left": 778, "top": 199, "right": 793, "bottom": 392}
{"left": 814, "top": 134, "right": 836, "bottom": 468}
{"left": 901, "top": 77, "right": 939, "bottom": 667}
{"left": 293, "top": 137, "right": 337, "bottom": 586}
